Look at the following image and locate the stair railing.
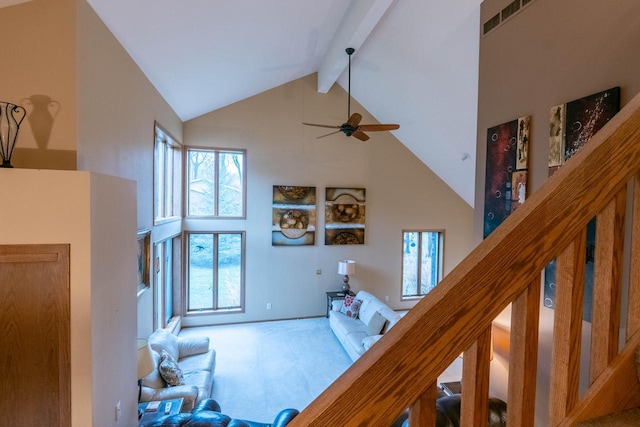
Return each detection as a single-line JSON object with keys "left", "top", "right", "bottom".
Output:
{"left": 288, "top": 90, "right": 640, "bottom": 427}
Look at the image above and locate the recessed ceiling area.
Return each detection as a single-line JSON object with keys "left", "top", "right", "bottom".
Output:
{"left": 85, "top": 0, "right": 481, "bottom": 206}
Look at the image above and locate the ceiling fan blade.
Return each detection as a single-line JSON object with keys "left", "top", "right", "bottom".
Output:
{"left": 303, "top": 122, "right": 341, "bottom": 129}
{"left": 352, "top": 130, "right": 370, "bottom": 141}
{"left": 346, "top": 113, "right": 362, "bottom": 127}
{"left": 317, "top": 129, "right": 343, "bottom": 139}
{"left": 357, "top": 124, "right": 400, "bottom": 132}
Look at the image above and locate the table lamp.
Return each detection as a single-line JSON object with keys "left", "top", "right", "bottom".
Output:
{"left": 338, "top": 260, "right": 356, "bottom": 293}
{"left": 137, "top": 338, "right": 155, "bottom": 402}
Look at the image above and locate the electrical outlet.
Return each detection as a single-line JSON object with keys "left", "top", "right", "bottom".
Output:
{"left": 115, "top": 400, "right": 121, "bottom": 421}
{"left": 316, "top": 269, "right": 322, "bottom": 275}
{"left": 266, "top": 303, "right": 272, "bottom": 310}
{"left": 385, "top": 296, "right": 389, "bottom": 302}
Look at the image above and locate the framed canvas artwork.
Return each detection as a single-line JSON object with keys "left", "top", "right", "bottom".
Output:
{"left": 272, "top": 185, "right": 316, "bottom": 246}
{"left": 544, "top": 87, "right": 620, "bottom": 321}
{"left": 325, "top": 187, "right": 366, "bottom": 245}
{"left": 483, "top": 116, "right": 530, "bottom": 239}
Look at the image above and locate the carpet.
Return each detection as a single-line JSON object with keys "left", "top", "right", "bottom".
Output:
{"left": 179, "top": 316, "right": 463, "bottom": 423}
{"left": 179, "top": 317, "right": 352, "bottom": 423}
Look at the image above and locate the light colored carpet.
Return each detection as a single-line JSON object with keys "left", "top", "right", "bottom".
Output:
{"left": 179, "top": 317, "right": 462, "bottom": 423}
{"left": 179, "top": 317, "right": 352, "bottom": 422}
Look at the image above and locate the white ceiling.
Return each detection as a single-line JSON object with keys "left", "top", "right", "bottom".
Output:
{"left": 85, "top": 0, "right": 481, "bottom": 206}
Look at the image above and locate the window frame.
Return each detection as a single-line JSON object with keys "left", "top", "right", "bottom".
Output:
{"left": 184, "top": 230, "right": 246, "bottom": 315}
{"left": 153, "top": 122, "right": 182, "bottom": 225}
{"left": 400, "top": 229, "right": 444, "bottom": 300}
{"left": 184, "top": 146, "right": 247, "bottom": 219}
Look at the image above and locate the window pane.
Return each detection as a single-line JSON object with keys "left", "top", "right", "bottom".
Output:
{"left": 188, "top": 234, "right": 214, "bottom": 310}
{"left": 218, "top": 152, "right": 244, "bottom": 217}
{"left": 420, "top": 232, "right": 439, "bottom": 294}
{"left": 217, "top": 233, "right": 242, "bottom": 308}
{"left": 188, "top": 150, "right": 217, "bottom": 216}
{"left": 154, "top": 138, "right": 164, "bottom": 219}
{"left": 164, "top": 143, "right": 172, "bottom": 218}
{"left": 402, "top": 232, "right": 419, "bottom": 296}
{"left": 154, "top": 125, "right": 182, "bottom": 222}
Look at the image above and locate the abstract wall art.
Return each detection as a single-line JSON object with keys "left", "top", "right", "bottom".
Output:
{"left": 325, "top": 187, "right": 366, "bottom": 245}
{"left": 483, "top": 116, "right": 530, "bottom": 239}
{"left": 548, "top": 87, "right": 620, "bottom": 176}
{"left": 544, "top": 87, "right": 620, "bottom": 321}
{"left": 272, "top": 185, "right": 316, "bottom": 246}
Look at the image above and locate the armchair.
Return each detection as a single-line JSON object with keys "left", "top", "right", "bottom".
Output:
{"left": 148, "top": 398, "right": 299, "bottom": 427}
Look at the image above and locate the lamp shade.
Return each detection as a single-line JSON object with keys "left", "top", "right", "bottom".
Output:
{"left": 137, "top": 338, "right": 155, "bottom": 380}
{"left": 338, "top": 260, "right": 356, "bottom": 276}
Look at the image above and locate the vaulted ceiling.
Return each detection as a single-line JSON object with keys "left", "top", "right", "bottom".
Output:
{"left": 85, "top": 0, "right": 481, "bottom": 206}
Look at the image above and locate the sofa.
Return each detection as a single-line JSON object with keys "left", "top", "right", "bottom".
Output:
{"left": 140, "top": 328, "right": 216, "bottom": 412}
{"left": 329, "top": 290, "right": 402, "bottom": 361}
{"left": 148, "top": 398, "right": 299, "bottom": 427}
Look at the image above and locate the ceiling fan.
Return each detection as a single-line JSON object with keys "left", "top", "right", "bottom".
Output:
{"left": 303, "top": 47, "right": 400, "bottom": 142}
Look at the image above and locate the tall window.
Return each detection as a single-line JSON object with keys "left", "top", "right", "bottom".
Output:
{"left": 186, "top": 148, "right": 245, "bottom": 218}
{"left": 154, "top": 124, "right": 182, "bottom": 223}
{"left": 186, "top": 231, "right": 245, "bottom": 313}
{"left": 401, "top": 230, "right": 444, "bottom": 299}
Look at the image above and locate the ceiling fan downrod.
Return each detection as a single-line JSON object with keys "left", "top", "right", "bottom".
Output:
{"left": 346, "top": 47, "right": 354, "bottom": 120}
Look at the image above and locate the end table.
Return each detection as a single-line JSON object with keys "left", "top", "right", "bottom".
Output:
{"left": 138, "top": 398, "right": 184, "bottom": 426}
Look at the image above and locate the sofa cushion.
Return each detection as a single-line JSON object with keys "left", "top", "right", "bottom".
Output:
{"left": 356, "top": 291, "right": 392, "bottom": 326}
{"left": 182, "top": 370, "right": 213, "bottom": 401}
{"left": 178, "top": 349, "right": 216, "bottom": 374}
{"left": 331, "top": 312, "right": 367, "bottom": 336}
{"left": 362, "top": 334, "right": 383, "bottom": 351}
{"left": 142, "top": 350, "right": 166, "bottom": 389}
{"left": 366, "top": 311, "right": 387, "bottom": 336}
{"left": 177, "top": 336, "right": 210, "bottom": 358}
{"left": 149, "top": 328, "right": 180, "bottom": 361}
{"left": 340, "top": 295, "right": 362, "bottom": 318}
{"left": 159, "top": 350, "right": 185, "bottom": 386}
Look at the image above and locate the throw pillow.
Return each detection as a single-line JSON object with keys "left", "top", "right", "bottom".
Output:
{"left": 366, "top": 311, "right": 387, "bottom": 336}
{"left": 340, "top": 295, "right": 362, "bottom": 319}
{"left": 158, "top": 349, "right": 185, "bottom": 386}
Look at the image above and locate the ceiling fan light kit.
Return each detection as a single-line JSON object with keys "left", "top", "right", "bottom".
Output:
{"left": 303, "top": 47, "right": 399, "bottom": 142}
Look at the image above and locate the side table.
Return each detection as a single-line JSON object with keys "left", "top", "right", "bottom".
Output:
{"left": 440, "top": 381, "right": 462, "bottom": 396}
{"left": 326, "top": 290, "right": 355, "bottom": 317}
{"left": 138, "top": 398, "right": 184, "bottom": 426}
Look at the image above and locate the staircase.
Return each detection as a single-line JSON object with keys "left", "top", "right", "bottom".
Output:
{"left": 576, "top": 348, "right": 640, "bottom": 426}
{"left": 287, "top": 91, "right": 640, "bottom": 427}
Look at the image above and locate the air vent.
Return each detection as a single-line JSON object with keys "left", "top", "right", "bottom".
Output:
{"left": 483, "top": 0, "right": 537, "bottom": 36}
{"left": 483, "top": 13, "right": 500, "bottom": 35}
{"left": 501, "top": 0, "right": 520, "bottom": 21}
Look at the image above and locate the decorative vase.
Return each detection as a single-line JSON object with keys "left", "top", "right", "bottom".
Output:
{"left": 0, "top": 101, "right": 26, "bottom": 168}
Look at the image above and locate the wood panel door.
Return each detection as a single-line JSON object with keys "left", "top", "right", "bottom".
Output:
{"left": 0, "top": 244, "right": 71, "bottom": 427}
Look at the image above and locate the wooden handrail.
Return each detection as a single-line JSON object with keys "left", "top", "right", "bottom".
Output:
{"left": 289, "top": 91, "right": 640, "bottom": 427}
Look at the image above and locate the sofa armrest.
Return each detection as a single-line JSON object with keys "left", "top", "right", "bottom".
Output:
{"left": 192, "top": 398, "right": 222, "bottom": 413}
{"left": 140, "top": 385, "right": 199, "bottom": 412}
{"left": 272, "top": 408, "right": 299, "bottom": 427}
{"left": 331, "top": 300, "right": 344, "bottom": 311}
{"left": 177, "top": 336, "right": 210, "bottom": 358}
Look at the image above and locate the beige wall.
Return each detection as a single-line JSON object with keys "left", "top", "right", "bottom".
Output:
{"left": 0, "top": 170, "right": 137, "bottom": 427}
{"left": 476, "top": 0, "right": 640, "bottom": 423}
{"left": 75, "top": 0, "right": 183, "bottom": 338}
{"left": 1, "top": 1, "right": 181, "bottom": 425}
{"left": 183, "top": 73, "right": 474, "bottom": 327}
{"left": 0, "top": 0, "right": 77, "bottom": 168}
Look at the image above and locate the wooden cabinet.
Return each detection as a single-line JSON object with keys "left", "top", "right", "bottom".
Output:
{"left": 0, "top": 244, "right": 71, "bottom": 426}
